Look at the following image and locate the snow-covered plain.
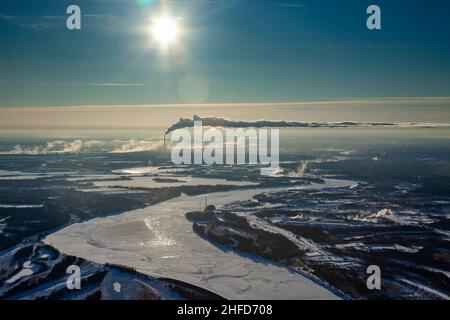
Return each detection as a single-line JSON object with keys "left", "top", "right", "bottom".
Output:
{"left": 45, "top": 179, "right": 354, "bottom": 300}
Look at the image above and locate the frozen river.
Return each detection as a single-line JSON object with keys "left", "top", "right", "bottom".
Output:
{"left": 45, "top": 179, "right": 355, "bottom": 300}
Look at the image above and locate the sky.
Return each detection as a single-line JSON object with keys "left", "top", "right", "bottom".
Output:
{"left": 0, "top": 0, "right": 450, "bottom": 107}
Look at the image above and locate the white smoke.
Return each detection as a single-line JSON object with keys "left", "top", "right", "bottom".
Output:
{"left": 165, "top": 115, "right": 450, "bottom": 135}
{"left": 286, "top": 160, "right": 310, "bottom": 177}
{"left": 0, "top": 140, "right": 87, "bottom": 155}
{"left": 110, "top": 140, "right": 164, "bottom": 154}
{"left": 0, "top": 139, "right": 165, "bottom": 155}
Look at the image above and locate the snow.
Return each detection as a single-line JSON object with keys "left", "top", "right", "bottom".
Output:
{"left": 0, "top": 170, "right": 77, "bottom": 181}
{"left": 0, "top": 204, "right": 44, "bottom": 209}
{"left": 45, "top": 179, "right": 355, "bottom": 300}
{"left": 400, "top": 278, "right": 450, "bottom": 300}
{"left": 368, "top": 208, "right": 393, "bottom": 219}
{"left": 6, "top": 261, "right": 34, "bottom": 284}
{"left": 113, "top": 167, "right": 162, "bottom": 175}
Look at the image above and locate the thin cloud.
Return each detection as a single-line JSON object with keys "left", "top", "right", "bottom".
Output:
{"left": 0, "top": 14, "right": 17, "bottom": 20}
{"left": 0, "top": 11, "right": 119, "bottom": 30}
{"left": 90, "top": 83, "right": 147, "bottom": 87}
{"left": 23, "top": 83, "right": 147, "bottom": 87}
{"left": 0, "top": 12, "right": 58, "bottom": 30}
{"left": 277, "top": 3, "right": 305, "bottom": 8}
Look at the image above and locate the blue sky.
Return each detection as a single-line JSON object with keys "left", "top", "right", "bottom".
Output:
{"left": 0, "top": 0, "right": 450, "bottom": 107}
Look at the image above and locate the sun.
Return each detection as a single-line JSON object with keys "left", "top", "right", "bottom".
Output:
{"left": 150, "top": 16, "right": 179, "bottom": 46}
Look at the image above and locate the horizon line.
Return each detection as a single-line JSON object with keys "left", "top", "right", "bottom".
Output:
{"left": 1, "top": 96, "right": 450, "bottom": 110}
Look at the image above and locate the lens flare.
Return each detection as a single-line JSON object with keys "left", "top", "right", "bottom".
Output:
{"left": 135, "top": 0, "right": 156, "bottom": 7}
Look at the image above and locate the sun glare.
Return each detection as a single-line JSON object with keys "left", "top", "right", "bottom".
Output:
{"left": 150, "top": 16, "right": 179, "bottom": 46}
